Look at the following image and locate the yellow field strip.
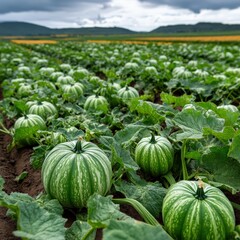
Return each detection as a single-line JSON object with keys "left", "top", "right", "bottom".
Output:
{"left": 134, "top": 35, "right": 240, "bottom": 42}
{"left": 11, "top": 40, "right": 57, "bottom": 44}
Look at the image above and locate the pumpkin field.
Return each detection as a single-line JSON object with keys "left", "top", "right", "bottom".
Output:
{"left": 0, "top": 40, "right": 240, "bottom": 239}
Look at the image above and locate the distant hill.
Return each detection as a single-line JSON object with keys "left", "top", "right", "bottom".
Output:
{"left": 151, "top": 22, "right": 240, "bottom": 33}
{"left": 0, "top": 22, "right": 52, "bottom": 36}
{"left": 0, "top": 21, "right": 240, "bottom": 36}
{"left": 0, "top": 21, "right": 135, "bottom": 36}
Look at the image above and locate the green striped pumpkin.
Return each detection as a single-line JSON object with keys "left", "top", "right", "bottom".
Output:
{"left": 162, "top": 180, "right": 235, "bottom": 240}
{"left": 135, "top": 134, "right": 173, "bottom": 176}
{"left": 84, "top": 94, "right": 109, "bottom": 113}
{"left": 27, "top": 101, "right": 58, "bottom": 120}
{"left": 61, "top": 82, "right": 84, "bottom": 102}
{"left": 117, "top": 86, "right": 139, "bottom": 100}
{"left": 57, "top": 75, "right": 75, "bottom": 85}
{"left": 14, "top": 114, "right": 46, "bottom": 146}
{"left": 41, "top": 139, "right": 112, "bottom": 209}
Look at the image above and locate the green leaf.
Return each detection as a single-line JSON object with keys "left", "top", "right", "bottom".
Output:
{"left": 114, "top": 124, "right": 148, "bottom": 146}
{"left": 114, "top": 180, "right": 167, "bottom": 218}
{"left": 200, "top": 146, "right": 240, "bottom": 193}
{"left": 160, "top": 92, "right": 194, "bottom": 107}
{"left": 36, "top": 194, "right": 64, "bottom": 216}
{"left": 203, "top": 126, "right": 235, "bottom": 141}
{"left": 216, "top": 107, "right": 240, "bottom": 126}
{"left": 128, "top": 99, "right": 164, "bottom": 124}
{"left": 228, "top": 133, "right": 240, "bottom": 163}
{"left": 87, "top": 194, "right": 132, "bottom": 229}
{"left": 65, "top": 221, "right": 96, "bottom": 240}
{"left": 14, "top": 125, "right": 41, "bottom": 145}
{"left": 13, "top": 201, "right": 66, "bottom": 240}
{"left": 173, "top": 108, "right": 225, "bottom": 141}
{"left": 13, "top": 100, "right": 29, "bottom": 114}
{"left": 103, "top": 219, "right": 172, "bottom": 240}
{"left": 111, "top": 141, "right": 139, "bottom": 171}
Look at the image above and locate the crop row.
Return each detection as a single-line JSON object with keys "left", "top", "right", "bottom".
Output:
{"left": 0, "top": 41, "right": 240, "bottom": 239}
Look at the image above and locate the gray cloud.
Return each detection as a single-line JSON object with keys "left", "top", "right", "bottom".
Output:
{"left": 139, "top": 0, "right": 240, "bottom": 12}
{"left": 0, "top": 0, "right": 108, "bottom": 14}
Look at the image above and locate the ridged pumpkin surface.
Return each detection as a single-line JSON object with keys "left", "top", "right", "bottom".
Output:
{"left": 41, "top": 140, "right": 112, "bottom": 209}
{"left": 117, "top": 86, "right": 139, "bottom": 100}
{"left": 135, "top": 135, "right": 173, "bottom": 176}
{"left": 84, "top": 95, "right": 109, "bottom": 113}
{"left": 162, "top": 180, "right": 235, "bottom": 240}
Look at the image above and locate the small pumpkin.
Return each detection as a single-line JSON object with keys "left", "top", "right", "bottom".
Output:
{"left": 27, "top": 101, "right": 58, "bottom": 120}
{"left": 14, "top": 114, "right": 46, "bottom": 146}
{"left": 84, "top": 94, "right": 109, "bottom": 113}
{"left": 162, "top": 180, "right": 235, "bottom": 240}
{"left": 41, "top": 138, "right": 112, "bottom": 209}
{"left": 135, "top": 133, "right": 173, "bottom": 176}
{"left": 61, "top": 82, "right": 84, "bottom": 102}
{"left": 117, "top": 86, "right": 139, "bottom": 100}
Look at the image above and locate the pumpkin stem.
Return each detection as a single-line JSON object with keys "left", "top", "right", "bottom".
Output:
{"left": 74, "top": 137, "right": 84, "bottom": 153}
{"left": 195, "top": 180, "right": 207, "bottom": 200}
{"left": 149, "top": 133, "right": 157, "bottom": 144}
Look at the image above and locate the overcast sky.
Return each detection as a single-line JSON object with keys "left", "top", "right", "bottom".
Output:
{"left": 0, "top": 0, "right": 240, "bottom": 31}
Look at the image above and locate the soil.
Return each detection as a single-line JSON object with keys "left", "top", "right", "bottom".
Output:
{"left": 0, "top": 87, "right": 240, "bottom": 240}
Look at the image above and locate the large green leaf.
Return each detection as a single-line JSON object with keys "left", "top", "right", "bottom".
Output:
{"left": 103, "top": 219, "right": 172, "bottom": 240}
{"left": 160, "top": 92, "right": 193, "bottom": 107}
{"left": 200, "top": 146, "right": 240, "bottom": 193}
{"left": 228, "top": 133, "right": 240, "bottom": 163}
{"left": 128, "top": 99, "right": 164, "bottom": 124}
{"left": 65, "top": 221, "right": 96, "bottom": 240}
{"left": 114, "top": 180, "right": 167, "bottom": 218}
{"left": 87, "top": 194, "right": 132, "bottom": 229}
{"left": 13, "top": 202, "right": 66, "bottom": 240}
{"left": 173, "top": 108, "right": 225, "bottom": 141}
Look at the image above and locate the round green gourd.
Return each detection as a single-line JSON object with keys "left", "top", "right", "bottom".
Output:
{"left": 162, "top": 180, "right": 235, "bottom": 240}
{"left": 135, "top": 134, "right": 173, "bottom": 176}
{"left": 41, "top": 139, "right": 112, "bottom": 209}
{"left": 14, "top": 114, "right": 46, "bottom": 146}
{"left": 17, "top": 83, "right": 32, "bottom": 97}
{"left": 117, "top": 86, "right": 139, "bottom": 100}
{"left": 27, "top": 101, "right": 58, "bottom": 120}
{"left": 84, "top": 94, "right": 109, "bottom": 113}
{"left": 61, "top": 82, "right": 84, "bottom": 102}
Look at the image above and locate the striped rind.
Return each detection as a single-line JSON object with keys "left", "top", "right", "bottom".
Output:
{"left": 117, "top": 87, "right": 139, "bottom": 100}
{"left": 61, "top": 83, "right": 84, "bottom": 102}
{"left": 28, "top": 101, "right": 58, "bottom": 120}
{"left": 162, "top": 180, "right": 235, "bottom": 240}
{"left": 41, "top": 140, "right": 112, "bottom": 209}
{"left": 84, "top": 95, "right": 109, "bottom": 113}
{"left": 57, "top": 75, "right": 74, "bottom": 84}
{"left": 14, "top": 114, "right": 46, "bottom": 129}
{"left": 135, "top": 136, "right": 174, "bottom": 176}
{"left": 14, "top": 114, "right": 46, "bottom": 145}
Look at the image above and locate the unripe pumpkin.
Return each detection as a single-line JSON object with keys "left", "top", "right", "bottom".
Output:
{"left": 41, "top": 138, "right": 112, "bottom": 209}
{"left": 135, "top": 134, "right": 174, "bottom": 176}
{"left": 162, "top": 180, "right": 235, "bottom": 240}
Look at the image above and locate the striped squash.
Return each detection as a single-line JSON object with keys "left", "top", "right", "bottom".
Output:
{"left": 57, "top": 75, "right": 74, "bottom": 85}
{"left": 135, "top": 134, "right": 173, "bottom": 176}
{"left": 162, "top": 180, "right": 235, "bottom": 240}
{"left": 84, "top": 94, "right": 109, "bottom": 113}
{"left": 61, "top": 82, "right": 84, "bottom": 102}
{"left": 41, "top": 139, "right": 112, "bottom": 209}
{"left": 27, "top": 101, "right": 58, "bottom": 120}
{"left": 117, "top": 86, "right": 139, "bottom": 100}
{"left": 14, "top": 114, "right": 46, "bottom": 146}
